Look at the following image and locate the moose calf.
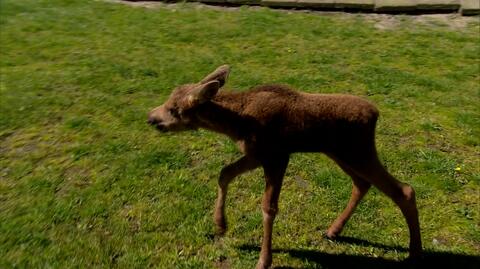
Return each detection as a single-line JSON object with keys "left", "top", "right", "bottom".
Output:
{"left": 148, "top": 65, "right": 422, "bottom": 268}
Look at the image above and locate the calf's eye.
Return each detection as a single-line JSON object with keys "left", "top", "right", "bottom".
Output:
{"left": 169, "top": 108, "right": 180, "bottom": 118}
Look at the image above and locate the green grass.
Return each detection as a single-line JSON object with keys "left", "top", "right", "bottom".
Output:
{"left": 1, "top": 0, "right": 479, "bottom": 268}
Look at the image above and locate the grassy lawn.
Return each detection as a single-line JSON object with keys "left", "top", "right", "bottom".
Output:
{"left": 1, "top": 0, "right": 479, "bottom": 268}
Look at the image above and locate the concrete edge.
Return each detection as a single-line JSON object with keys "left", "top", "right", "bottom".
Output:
{"left": 122, "top": 0, "right": 480, "bottom": 15}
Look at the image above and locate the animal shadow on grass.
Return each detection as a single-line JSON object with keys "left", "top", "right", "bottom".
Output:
{"left": 237, "top": 236, "right": 480, "bottom": 269}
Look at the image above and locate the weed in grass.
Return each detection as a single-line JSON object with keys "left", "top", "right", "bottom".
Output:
{"left": 0, "top": 0, "right": 479, "bottom": 268}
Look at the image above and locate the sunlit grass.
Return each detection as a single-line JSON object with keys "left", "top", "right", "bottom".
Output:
{"left": 1, "top": 0, "right": 479, "bottom": 268}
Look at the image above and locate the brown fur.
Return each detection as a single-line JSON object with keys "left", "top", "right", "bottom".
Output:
{"left": 148, "top": 65, "right": 422, "bottom": 269}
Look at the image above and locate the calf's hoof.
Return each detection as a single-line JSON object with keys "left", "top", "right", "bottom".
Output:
{"left": 215, "top": 227, "right": 226, "bottom": 236}
{"left": 407, "top": 249, "right": 423, "bottom": 261}
{"left": 324, "top": 228, "right": 341, "bottom": 240}
{"left": 214, "top": 216, "right": 227, "bottom": 236}
{"left": 214, "top": 222, "right": 227, "bottom": 236}
{"left": 255, "top": 259, "right": 271, "bottom": 269}
{"left": 405, "top": 253, "right": 425, "bottom": 267}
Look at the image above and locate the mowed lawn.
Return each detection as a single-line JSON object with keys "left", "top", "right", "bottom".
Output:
{"left": 1, "top": 0, "right": 479, "bottom": 268}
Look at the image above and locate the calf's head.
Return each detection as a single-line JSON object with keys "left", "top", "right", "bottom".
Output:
{"left": 147, "top": 65, "right": 230, "bottom": 132}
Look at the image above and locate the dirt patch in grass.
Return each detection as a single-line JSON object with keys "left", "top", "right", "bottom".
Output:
{"left": 55, "top": 165, "right": 92, "bottom": 197}
{"left": 113, "top": 0, "right": 477, "bottom": 30}
{"left": 366, "top": 13, "right": 476, "bottom": 30}
{"left": 109, "top": 0, "right": 167, "bottom": 9}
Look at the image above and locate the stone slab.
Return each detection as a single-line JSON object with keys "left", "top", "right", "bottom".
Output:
{"left": 261, "top": 0, "right": 300, "bottom": 7}
{"left": 296, "top": 0, "right": 336, "bottom": 8}
{"left": 124, "top": 0, "right": 479, "bottom": 15}
{"left": 335, "top": 0, "right": 374, "bottom": 9}
{"left": 375, "top": 0, "right": 417, "bottom": 11}
{"left": 191, "top": 0, "right": 226, "bottom": 3}
{"left": 226, "top": 0, "right": 262, "bottom": 4}
{"left": 460, "top": 0, "right": 480, "bottom": 14}
{"left": 416, "top": 0, "right": 460, "bottom": 10}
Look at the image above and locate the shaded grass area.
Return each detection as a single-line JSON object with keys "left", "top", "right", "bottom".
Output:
{"left": 239, "top": 240, "right": 480, "bottom": 269}
{"left": 1, "top": 0, "right": 479, "bottom": 268}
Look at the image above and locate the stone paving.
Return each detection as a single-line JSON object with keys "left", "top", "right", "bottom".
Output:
{"left": 126, "top": 0, "right": 480, "bottom": 15}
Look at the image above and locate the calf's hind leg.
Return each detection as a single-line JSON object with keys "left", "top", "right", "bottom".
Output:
{"left": 325, "top": 171, "right": 371, "bottom": 239}
{"left": 341, "top": 155, "right": 422, "bottom": 258}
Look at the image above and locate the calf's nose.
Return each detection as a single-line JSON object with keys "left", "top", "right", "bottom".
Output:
{"left": 147, "top": 115, "right": 157, "bottom": 125}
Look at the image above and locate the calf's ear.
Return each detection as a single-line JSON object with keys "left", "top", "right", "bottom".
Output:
{"left": 200, "top": 65, "right": 230, "bottom": 87}
{"left": 188, "top": 80, "right": 220, "bottom": 105}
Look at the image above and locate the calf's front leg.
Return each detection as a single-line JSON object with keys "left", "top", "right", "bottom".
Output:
{"left": 256, "top": 157, "right": 289, "bottom": 269}
{"left": 214, "top": 156, "right": 259, "bottom": 235}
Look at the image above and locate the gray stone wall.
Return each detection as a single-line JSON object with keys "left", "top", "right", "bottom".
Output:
{"left": 126, "top": 0, "right": 480, "bottom": 15}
